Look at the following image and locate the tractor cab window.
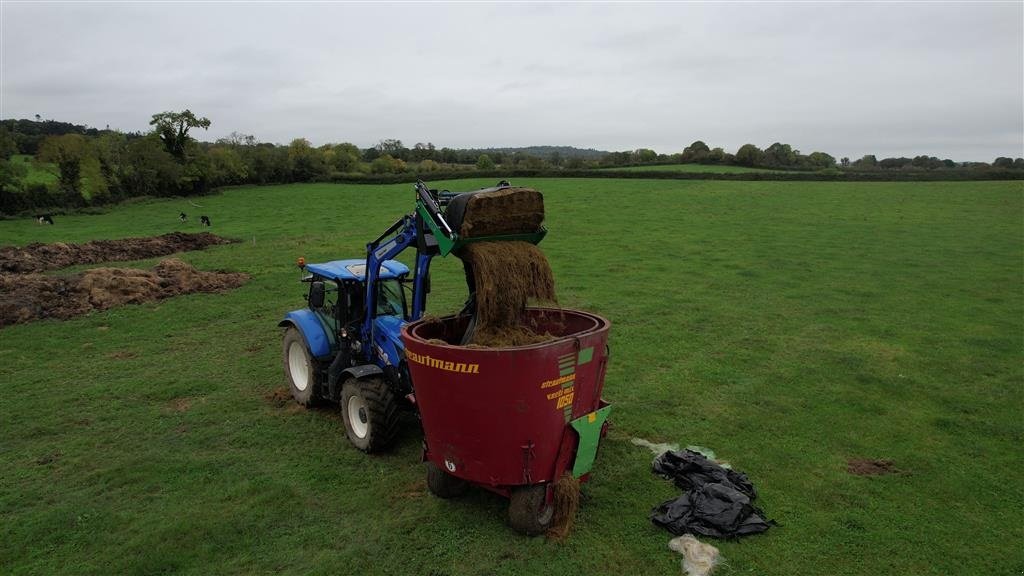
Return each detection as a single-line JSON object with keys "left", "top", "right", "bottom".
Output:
{"left": 376, "top": 279, "right": 408, "bottom": 318}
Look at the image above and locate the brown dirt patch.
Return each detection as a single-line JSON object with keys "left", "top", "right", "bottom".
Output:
{"left": 107, "top": 350, "right": 137, "bottom": 360}
{"left": 459, "top": 187, "right": 545, "bottom": 238}
{"left": 0, "top": 232, "right": 235, "bottom": 274}
{"left": 847, "top": 458, "right": 899, "bottom": 476}
{"left": 459, "top": 241, "right": 557, "bottom": 346}
{"left": 168, "top": 397, "right": 193, "bottom": 412}
{"left": 264, "top": 387, "right": 292, "bottom": 408}
{"left": 35, "top": 451, "right": 61, "bottom": 465}
{"left": 0, "top": 258, "right": 249, "bottom": 327}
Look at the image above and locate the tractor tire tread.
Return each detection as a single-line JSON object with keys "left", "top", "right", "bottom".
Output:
{"left": 342, "top": 377, "right": 399, "bottom": 453}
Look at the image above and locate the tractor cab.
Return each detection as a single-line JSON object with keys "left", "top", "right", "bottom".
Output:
{"left": 304, "top": 258, "right": 409, "bottom": 319}
{"left": 292, "top": 258, "right": 411, "bottom": 373}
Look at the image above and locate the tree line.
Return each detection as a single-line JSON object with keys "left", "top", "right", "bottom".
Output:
{"left": 1, "top": 112, "right": 1021, "bottom": 215}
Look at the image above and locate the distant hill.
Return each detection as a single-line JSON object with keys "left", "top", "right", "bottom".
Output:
{"left": 458, "top": 145, "right": 609, "bottom": 160}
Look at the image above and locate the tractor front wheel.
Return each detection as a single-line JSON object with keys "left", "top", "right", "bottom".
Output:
{"left": 340, "top": 378, "right": 398, "bottom": 453}
{"left": 508, "top": 484, "right": 554, "bottom": 536}
{"left": 283, "top": 327, "right": 318, "bottom": 406}
{"left": 425, "top": 461, "right": 468, "bottom": 498}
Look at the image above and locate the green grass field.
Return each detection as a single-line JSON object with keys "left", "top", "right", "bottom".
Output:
{"left": 1, "top": 178, "right": 1022, "bottom": 575}
{"left": 603, "top": 163, "right": 784, "bottom": 173}
{"left": 9, "top": 154, "right": 59, "bottom": 187}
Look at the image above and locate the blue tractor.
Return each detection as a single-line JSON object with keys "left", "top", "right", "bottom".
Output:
{"left": 279, "top": 181, "right": 546, "bottom": 452}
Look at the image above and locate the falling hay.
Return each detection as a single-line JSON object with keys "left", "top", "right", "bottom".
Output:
{"left": 459, "top": 241, "right": 557, "bottom": 346}
{"left": 546, "top": 473, "right": 580, "bottom": 541}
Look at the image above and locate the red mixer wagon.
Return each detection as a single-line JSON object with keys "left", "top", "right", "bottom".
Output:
{"left": 402, "top": 308, "right": 612, "bottom": 535}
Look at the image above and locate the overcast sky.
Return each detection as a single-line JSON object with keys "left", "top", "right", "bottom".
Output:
{"left": 2, "top": 2, "right": 1021, "bottom": 161}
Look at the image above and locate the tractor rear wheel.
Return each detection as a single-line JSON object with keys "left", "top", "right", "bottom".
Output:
{"left": 508, "top": 484, "right": 554, "bottom": 536}
{"left": 283, "top": 327, "right": 318, "bottom": 406}
{"left": 340, "top": 377, "right": 398, "bottom": 453}
{"left": 425, "top": 461, "right": 468, "bottom": 498}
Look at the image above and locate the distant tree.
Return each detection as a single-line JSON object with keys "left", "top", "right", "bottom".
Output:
{"left": 706, "top": 147, "right": 725, "bottom": 164}
{"left": 326, "top": 142, "right": 362, "bottom": 172}
{"left": 734, "top": 143, "right": 763, "bottom": 167}
{"left": 410, "top": 142, "right": 436, "bottom": 162}
{"left": 476, "top": 154, "right": 495, "bottom": 170}
{"left": 417, "top": 159, "right": 440, "bottom": 172}
{"left": 762, "top": 142, "right": 798, "bottom": 168}
{"left": 92, "top": 131, "right": 128, "bottom": 196}
{"left": 680, "top": 141, "right": 710, "bottom": 163}
{"left": 375, "top": 139, "right": 408, "bottom": 160}
{"left": 370, "top": 154, "right": 406, "bottom": 174}
{"left": 39, "top": 134, "right": 89, "bottom": 190}
{"left": 1014, "top": 158, "right": 1024, "bottom": 169}
{"left": 208, "top": 147, "right": 249, "bottom": 185}
{"left": 993, "top": 157, "right": 1014, "bottom": 168}
{"left": 840, "top": 157, "right": 850, "bottom": 167}
{"left": 806, "top": 151, "right": 836, "bottom": 169}
{"left": 80, "top": 156, "right": 109, "bottom": 202}
{"left": 288, "top": 138, "right": 327, "bottom": 181}
{"left": 0, "top": 126, "right": 16, "bottom": 159}
{"left": 121, "top": 136, "right": 183, "bottom": 196}
{"left": 879, "top": 157, "right": 912, "bottom": 169}
{"left": 635, "top": 148, "right": 658, "bottom": 163}
{"left": 149, "top": 109, "right": 211, "bottom": 160}
{"left": 217, "top": 132, "right": 258, "bottom": 147}
{"left": 564, "top": 156, "right": 588, "bottom": 169}
{"left": 35, "top": 114, "right": 41, "bottom": 122}
{"left": 0, "top": 157, "right": 28, "bottom": 192}
{"left": 550, "top": 151, "right": 563, "bottom": 167}
{"left": 853, "top": 154, "right": 878, "bottom": 168}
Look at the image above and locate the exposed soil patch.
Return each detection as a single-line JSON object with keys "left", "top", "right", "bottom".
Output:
{"left": 0, "top": 258, "right": 249, "bottom": 327}
{"left": 847, "top": 458, "right": 899, "bottom": 476}
{"left": 35, "top": 451, "right": 61, "bottom": 465}
{"left": 168, "top": 397, "right": 193, "bottom": 412}
{"left": 0, "top": 232, "right": 235, "bottom": 274}
{"left": 264, "top": 387, "right": 293, "bottom": 408}
{"left": 107, "top": 350, "right": 137, "bottom": 360}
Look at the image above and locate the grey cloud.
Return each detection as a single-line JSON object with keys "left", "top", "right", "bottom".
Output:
{"left": 1, "top": 1, "right": 1020, "bottom": 160}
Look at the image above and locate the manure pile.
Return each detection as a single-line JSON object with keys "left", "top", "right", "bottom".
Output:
{"left": 0, "top": 258, "right": 249, "bottom": 327}
{"left": 0, "top": 232, "right": 235, "bottom": 274}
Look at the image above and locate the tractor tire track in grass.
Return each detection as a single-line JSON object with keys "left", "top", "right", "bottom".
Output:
{"left": 0, "top": 232, "right": 235, "bottom": 273}
{"left": 0, "top": 258, "right": 248, "bottom": 327}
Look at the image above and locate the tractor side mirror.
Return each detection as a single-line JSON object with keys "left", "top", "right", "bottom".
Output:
{"left": 308, "top": 281, "right": 325, "bottom": 308}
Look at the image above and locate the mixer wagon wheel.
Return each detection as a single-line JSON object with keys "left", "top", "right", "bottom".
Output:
{"left": 340, "top": 377, "right": 398, "bottom": 453}
{"left": 425, "top": 461, "right": 468, "bottom": 498}
{"left": 283, "top": 327, "right": 319, "bottom": 407}
{"left": 508, "top": 484, "right": 554, "bottom": 536}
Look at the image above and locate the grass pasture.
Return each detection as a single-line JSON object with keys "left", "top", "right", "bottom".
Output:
{"left": 10, "top": 154, "right": 58, "bottom": 187}
{"left": 1, "top": 178, "right": 1022, "bottom": 575}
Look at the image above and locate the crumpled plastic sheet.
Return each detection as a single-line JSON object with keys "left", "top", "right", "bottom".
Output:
{"left": 650, "top": 449, "right": 775, "bottom": 538}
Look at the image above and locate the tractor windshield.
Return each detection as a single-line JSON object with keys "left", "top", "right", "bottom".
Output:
{"left": 376, "top": 279, "right": 407, "bottom": 318}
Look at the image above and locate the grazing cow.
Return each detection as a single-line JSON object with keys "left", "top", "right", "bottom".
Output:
{"left": 200, "top": 215, "right": 211, "bottom": 227}
{"left": 179, "top": 212, "right": 188, "bottom": 222}
{"left": 36, "top": 214, "right": 54, "bottom": 225}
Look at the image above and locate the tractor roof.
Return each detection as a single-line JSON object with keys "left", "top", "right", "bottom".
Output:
{"left": 306, "top": 259, "right": 409, "bottom": 282}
